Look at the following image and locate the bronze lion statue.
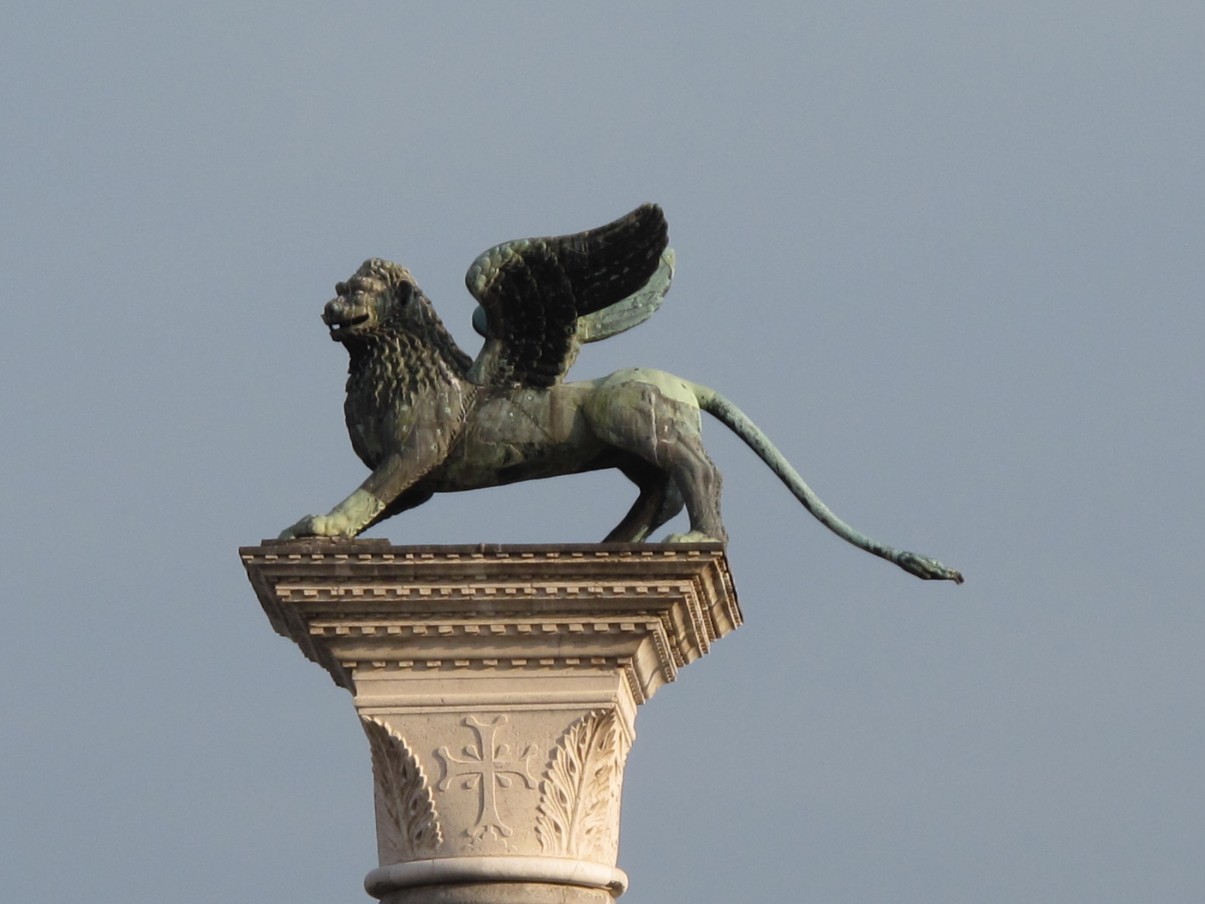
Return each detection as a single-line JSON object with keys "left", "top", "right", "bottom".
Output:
{"left": 280, "top": 204, "right": 962, "bottom": 583}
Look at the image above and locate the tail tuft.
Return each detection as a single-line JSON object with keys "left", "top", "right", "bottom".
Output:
{"left": 895, "top": 551, "right": 964, "bottom": 584}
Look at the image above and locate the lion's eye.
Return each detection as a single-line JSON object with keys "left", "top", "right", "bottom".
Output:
{"left": 335, "top": 281, "right": 348, "bottom": 297}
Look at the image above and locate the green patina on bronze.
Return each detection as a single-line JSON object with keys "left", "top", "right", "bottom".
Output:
{"left": 279, "top": 204, "right": 962, "bottom": 583}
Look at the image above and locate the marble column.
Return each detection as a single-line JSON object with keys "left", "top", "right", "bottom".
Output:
{"left": 241, "top": 540, "right": 740, "bottom": 904}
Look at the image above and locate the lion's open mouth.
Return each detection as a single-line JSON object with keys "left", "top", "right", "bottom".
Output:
{"left": 328, "top": 313, "right": 370, "bottom": 336}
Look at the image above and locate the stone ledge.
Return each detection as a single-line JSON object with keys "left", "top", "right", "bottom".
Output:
{"left": 241, "top": 541, "right": 741, "bottom": 703}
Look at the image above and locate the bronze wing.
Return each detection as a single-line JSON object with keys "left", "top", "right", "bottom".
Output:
{"left": 465, "top": 203, "right": 671, "bottom": 388}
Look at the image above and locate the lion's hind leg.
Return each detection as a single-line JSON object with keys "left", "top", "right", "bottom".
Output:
{"left": 605, "top": 464, "right": 684, "bottom": 542}
{"left": 658, "top": 434, "right": 726, "bottom": 544}
{"left": 585, "top": 371, "right": 727, "bottom": 544}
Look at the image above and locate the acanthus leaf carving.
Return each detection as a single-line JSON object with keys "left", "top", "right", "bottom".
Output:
{"left": 362, "top": 717, "right": 443, "bottom": 863}
{"left": 536, "top": 709, "right": 628, "bottom": 861}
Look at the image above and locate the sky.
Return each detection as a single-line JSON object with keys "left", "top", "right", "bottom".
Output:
{"left": 2, "top": 3, "right": 1203, "bottom": 902}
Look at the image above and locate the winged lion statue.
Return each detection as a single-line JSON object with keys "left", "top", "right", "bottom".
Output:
{"left": 279, "top": 204, "right": 962, "bottom": 583}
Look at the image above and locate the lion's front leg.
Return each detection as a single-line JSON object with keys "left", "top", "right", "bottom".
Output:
{"left": 277, "top": 450, "right": 439, "bottom": 540}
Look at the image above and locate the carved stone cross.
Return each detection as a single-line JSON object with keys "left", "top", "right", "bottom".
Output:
{"left": 436, "top": 715, "right": 539, "bottom": 839}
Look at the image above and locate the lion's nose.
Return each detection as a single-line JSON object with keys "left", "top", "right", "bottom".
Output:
{"left": 322, "top": 298, "right": 345, "bottom": 326}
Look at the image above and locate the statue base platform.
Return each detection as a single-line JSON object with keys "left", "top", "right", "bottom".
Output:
{"left": 241, "top": 541, "right": 741, "bottom": 901}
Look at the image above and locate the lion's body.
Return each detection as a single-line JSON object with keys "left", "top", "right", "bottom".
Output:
{"left": 432, "top": 370, "right": 705, "bottom": 490}
{"left": 341, "top": 365, "right": 721, "bottom": 543}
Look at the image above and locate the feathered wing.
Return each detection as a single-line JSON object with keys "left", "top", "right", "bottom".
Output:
{"left": 576, "top": 247, "right": 674, "bottom": 343}
{"left": 465, "top": 203, "right": 670, "bottom": 388}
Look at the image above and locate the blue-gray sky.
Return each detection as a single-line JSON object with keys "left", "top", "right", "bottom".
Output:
{"left": 3, "top": 4, "right": 1202, "bottom": 902}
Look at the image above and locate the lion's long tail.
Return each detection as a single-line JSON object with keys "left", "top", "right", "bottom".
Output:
{"left": 692, "top": 384, "right": 963, "bottom": 584}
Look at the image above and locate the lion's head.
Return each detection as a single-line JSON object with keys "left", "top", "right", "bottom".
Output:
{"left": 322, "top": 259, "right": 421, "bottom": 342}
{"left": 322, "top": 258, "right": 473, "bottom": 377}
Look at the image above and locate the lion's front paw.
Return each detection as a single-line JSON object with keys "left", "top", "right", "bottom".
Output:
{"left": 278, "top": 514, "right": 344, "bottom": 540}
